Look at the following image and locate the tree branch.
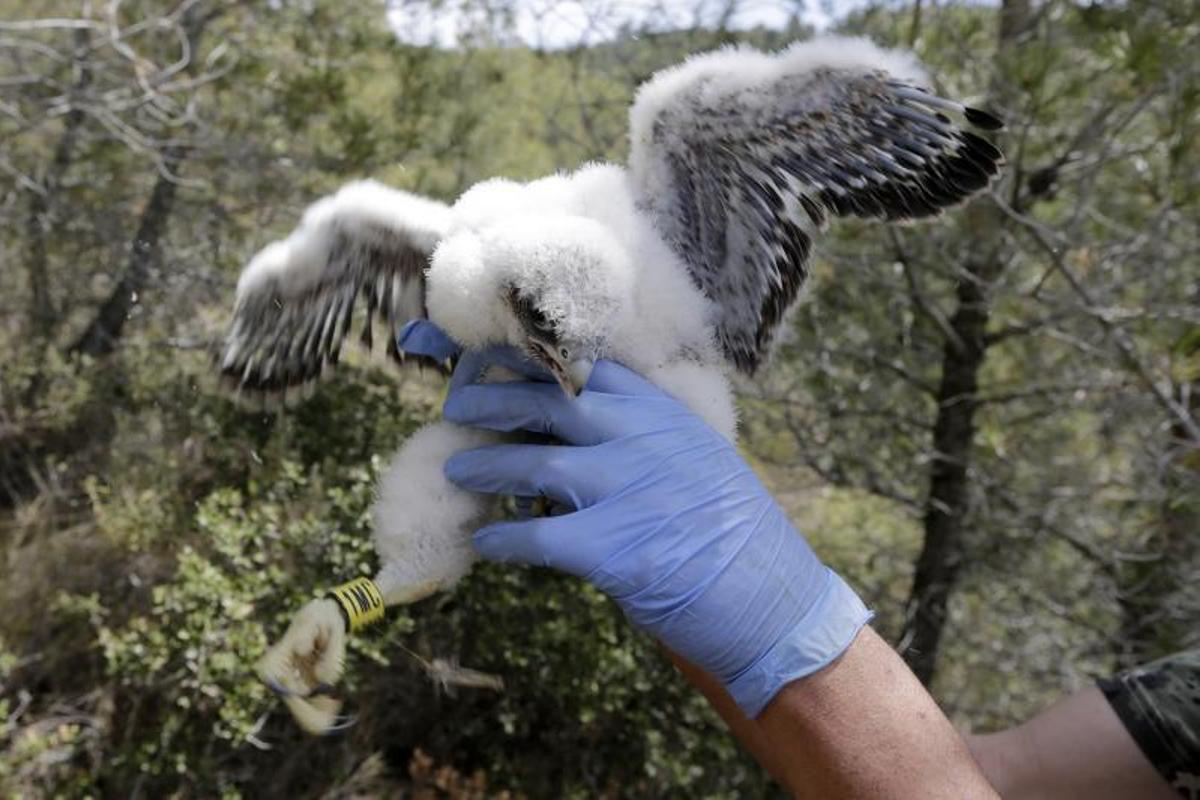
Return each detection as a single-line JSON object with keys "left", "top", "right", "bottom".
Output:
{"left": 994, "top": 197, "right": 1200, "bottom": 444}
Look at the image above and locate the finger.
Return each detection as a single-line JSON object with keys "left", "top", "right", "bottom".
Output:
{"left": 449, "top": 346, "right": 553, "bottom": 391}
{"left": 444, "top": 443, "right": 605, "bottom": 509}
{"left": 583, "top": 359, "right": 666, "bottom": 398}
{"left": 397, "top": 320, "right": 461, "bottom": 362}
{"left": 444, "top": 381, "right": 608, "bottom": 445}
{"left": 472, "top": 513, "right": 603, "bottom": 576}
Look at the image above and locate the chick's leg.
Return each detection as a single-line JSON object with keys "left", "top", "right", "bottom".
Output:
{"left": 258, "top": 421, "right": 499, "bottom": 734}
{"left": 370, "top": 421, "right": 501, "bottom": 604}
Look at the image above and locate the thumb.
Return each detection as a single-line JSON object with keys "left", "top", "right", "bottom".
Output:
{"left": 397, "top": 319, "right": 461, "bottom": 362}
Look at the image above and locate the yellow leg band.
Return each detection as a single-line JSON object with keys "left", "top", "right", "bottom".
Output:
{"left": 327, "top": 577, "right": 385, "bottom": 633}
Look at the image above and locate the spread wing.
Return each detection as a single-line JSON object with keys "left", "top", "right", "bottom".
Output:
{"left": 629, "top": 36, "right": 1004, "bottom": 374}
{"left": 219, "top": 181, "right": 451, "bottom": 402}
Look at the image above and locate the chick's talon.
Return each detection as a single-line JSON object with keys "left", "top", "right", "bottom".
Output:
{"left": 282, "top": 693, "right": 345, "bottom": 736}
{"left": 258, "top": 597, "right": 350, "bottom": 733}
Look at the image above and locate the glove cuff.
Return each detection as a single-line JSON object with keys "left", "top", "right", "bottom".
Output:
{"left": 725, "top": 567, "right": 873, "bottom": 718}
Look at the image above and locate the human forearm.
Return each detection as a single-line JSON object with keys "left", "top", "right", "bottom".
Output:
{"left": 672, "top": 628, "right": 998, "bottom": 799}
{"left": 967, "top": 686, "right": 1178, "bottom": 800}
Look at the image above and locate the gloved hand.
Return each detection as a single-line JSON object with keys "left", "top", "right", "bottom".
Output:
{"left": 400, "top": 320, "right": 872, "bottom": 717}
{"left": 398, "top": 319, "right": 461, "bottom": 364}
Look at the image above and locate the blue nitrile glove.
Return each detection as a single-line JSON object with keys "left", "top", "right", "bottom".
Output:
{"left": 399, "top": 321, "right": 872, "bottom": 717}
{"left": 398, "top": 319, "right": 461, "bottom": 364}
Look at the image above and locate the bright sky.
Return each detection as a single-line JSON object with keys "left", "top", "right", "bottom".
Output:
{"left": 386, "top": 0, "right": 869, "bottom": 49}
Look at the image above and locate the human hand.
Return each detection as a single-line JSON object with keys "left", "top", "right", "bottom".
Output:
{"left": 427, "top": 335, "right": 870, "bottom": 718}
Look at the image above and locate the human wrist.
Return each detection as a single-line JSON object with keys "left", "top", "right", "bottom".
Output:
{"left": 725, "top": 567, "right": 873, "bottom": 718}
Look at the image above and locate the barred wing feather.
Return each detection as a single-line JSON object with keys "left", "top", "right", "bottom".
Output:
{"left": 629, "top": 38, "right": 1004, "bottom": 374}
{"left": 220, "top": 181, "right": 450, "bottom": 402}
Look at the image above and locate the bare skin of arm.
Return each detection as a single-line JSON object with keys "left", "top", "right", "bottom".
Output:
{"left": 670, "top": 626, "right": 998, "bottom": 799}
{"left": 967, "top": 685, "right": 1178, "bottom": 800}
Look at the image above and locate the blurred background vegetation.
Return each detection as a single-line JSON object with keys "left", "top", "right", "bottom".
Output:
{"left": 1, "top": 0, "right": 1196, "bottom": 797}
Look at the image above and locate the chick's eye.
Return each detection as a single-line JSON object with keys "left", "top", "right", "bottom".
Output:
{"left": 560, "top": 347, "right": 569, "bottom": 359}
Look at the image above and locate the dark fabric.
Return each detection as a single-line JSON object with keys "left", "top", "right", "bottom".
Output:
{"left": 1099, "top": 648, "right": 1200, "bottom": 799}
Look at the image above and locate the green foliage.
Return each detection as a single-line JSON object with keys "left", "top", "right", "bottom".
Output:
{"left": 432, "top": 565, "right": 769, "bottom": 798}
{"left": 76, "top": 461, "right": 398, "bottom": 787}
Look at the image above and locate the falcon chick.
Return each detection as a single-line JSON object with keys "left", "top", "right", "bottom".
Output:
{"left": 228, "top": 36, "right": 1002, "bottom": 731}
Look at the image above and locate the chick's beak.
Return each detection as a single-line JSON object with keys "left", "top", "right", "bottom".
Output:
{"left": 564, "top": 358, "right": 594, "bottom": 397}
{"left": 528, "top": 340, "right": 593, "bottom": 397}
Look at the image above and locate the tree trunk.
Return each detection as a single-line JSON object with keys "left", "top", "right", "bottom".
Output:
{"left": 26, "top": 28, "right": 92, "bottom": 343}
{"left": 900, "top": 0, "right": 1030, "bottom": 684}
{"left": 902, "top": 270, "right": 991, "bottom": 684}
{"left": 69, "top": 145, "right": 187, "bottom": 358}
{"left": 5, "top": 145, "right": 190, "bottom": 508}
{"left": 70, "top": 2, "right": 210, "bottom": 358}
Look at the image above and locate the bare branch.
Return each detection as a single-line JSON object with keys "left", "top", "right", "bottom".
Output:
{"left": 0, "top": 19, "right": 101, "bottom": 32}
{"left": 993, "top": 196, "right": 1200, "bottom": 444}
